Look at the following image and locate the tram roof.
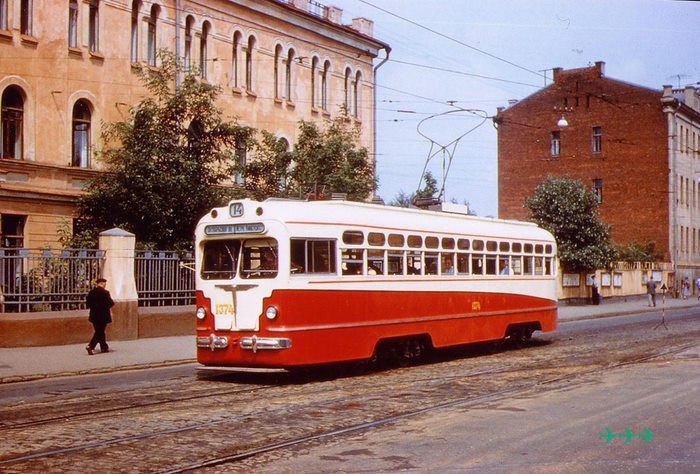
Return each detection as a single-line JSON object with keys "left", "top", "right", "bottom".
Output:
{"left": 202, "top": 199, "right": 555, "bottom": 243}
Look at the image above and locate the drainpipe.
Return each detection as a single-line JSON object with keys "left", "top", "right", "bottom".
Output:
{"left": 372, "top": 45, "right": 391, "bottom": 201}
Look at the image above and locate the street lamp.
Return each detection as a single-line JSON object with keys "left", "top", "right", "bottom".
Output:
{"left": 557, "top": 115, "right": 569, "bottom": 128}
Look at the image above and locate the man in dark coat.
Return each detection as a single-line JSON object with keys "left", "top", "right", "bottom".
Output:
{"left": 86, "top": 278, "right": 114, "bottom": 355}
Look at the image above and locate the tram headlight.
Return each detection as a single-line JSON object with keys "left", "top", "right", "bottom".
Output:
{"left": 196, "top": 307, "right": 207, "bottom": 320}
{"left": 265, "top": 306, "right": 278, "bottom": 320}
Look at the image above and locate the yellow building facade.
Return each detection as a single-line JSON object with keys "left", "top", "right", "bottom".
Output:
{"left": 0, "top": 0, "right": 389, "bottom": 248}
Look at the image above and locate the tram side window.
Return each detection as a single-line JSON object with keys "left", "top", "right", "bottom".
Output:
{"left": 457, "top": 253, "right": 469, "bottom": 274}
{"left": 367, "top": 249, "right": 385, "bottom": 275}
{"left": 511, "top": 256, "right": 522, "bottom": 275}
{"left": 241, "top": 239, "right": 279, "bottom": 279}
{"left": 290, "top": 239, "right": 336, "bottom": 274}
{"left": 523, "top": 256, "right": 534, "bottom": 275}
{"left": 425, "top": 252, "right": 438, "bottom": 275}
{"left": 388, "top": 251, "right": 404, "bottom": 275}
{"left": 441, "top": 253, "right": 454, "bottom": 275}
{"left": 201, "top": 240, "right": 240, "bottom": 280}
{"left": 472, "top": 254, "right": 484, "bottom": 275}
{"left": 499, "top": 257, "right": 511, "bottom": 275}
{"left": 342, "top": 248, "right": 364, "bottom": 275}
{"left": 485, "top": 255, "right": 497, "bottom": 275}
{"left": 407, "top": 251, "right": 422, "bottom": 275}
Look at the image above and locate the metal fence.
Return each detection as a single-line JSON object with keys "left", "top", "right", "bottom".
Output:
{"left": 134, "top": 250, "right": 195, "bottom": 307}
{"left": 0, "top": 248, "right": 103, "bottom": 312}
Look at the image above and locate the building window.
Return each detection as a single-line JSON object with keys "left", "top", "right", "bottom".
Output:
{"left": 311, "top": 57, "right": 319, "bottom": 109}
{"left": 0, "top": 0, "right": 8, "bottom": 30}
{"left": 1, "top": 86, "right": 24, "bottom": 160}
{"left": 344, "top": 68, "right": 351, "bottom": 115}
{"left": 147, "top": 5, "right": 159, "bottom": 67}
{"left": 231, "top": 32, "right": 241, "bottom": 88}
{"left": 130, "top": 1, "right": 140, "bottom": 62}
{"left": 88, "top": 0, "right": 99, "bottom": 52}
{"left": 68, "top": 0, "right": 79, "bottom": 48}
{"left": 285, "top": 49, "right": 294, "bottom": 101}
{"left": 245, "top": 37, "right": 255, "bottom": 91}
{"left": 321, "top": 60, "right": 330, "bottom": 111}
{"left": 234, "top": 142, "right": 246, "bottom": 185}
{"left": 592, "top": 126, "right": 602, "bottom": 154}
{"left": 353, "top": 71, "right": 361, "bottom": 118}
{"left": 72, "top": 100, "right": 92, "bottom": 168}
{"left": 184, "top": 16, "right": 194, "bottom": 73}
{"left": 550, "top": 131, "right": 560, "bottom": 157}
{"left": 200, "top": 21, "right": 210, "bottom": 79}
{"left": 592, "top": 179, "right": 603, "bottom": 203}
{"left": 1, "top": 214, "right": 26, "bottom": 248}
{"left": 20, "top": 0, "right": 32, "bottom": 35}
{"left": 274, "top": 44, "right": 283, "bottom": 100}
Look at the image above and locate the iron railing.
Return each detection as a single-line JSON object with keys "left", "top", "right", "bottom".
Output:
{"left": 0, "top": 248, "right": 103, "bottom": 312}
{"left": 135, "top": 250, "right": 195, "bottom": 307}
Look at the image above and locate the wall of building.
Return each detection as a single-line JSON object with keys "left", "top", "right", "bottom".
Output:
{"left": 0, "top": 0, "right": 388, "bottom": 249}
{"left": 496, "top": 63, "right": 670, "bottom": 260}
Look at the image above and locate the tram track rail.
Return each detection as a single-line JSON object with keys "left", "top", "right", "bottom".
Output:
{"left": 1, "top": 324, "right": 697, "bottom": 472}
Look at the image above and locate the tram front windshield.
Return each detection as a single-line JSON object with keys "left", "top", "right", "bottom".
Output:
{"left": 201, "top": 238, "right": 279, "bottom": 280}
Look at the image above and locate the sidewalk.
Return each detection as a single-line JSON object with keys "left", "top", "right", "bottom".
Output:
{"left": 1, "top": 296, "right": 697, "bottom": 383}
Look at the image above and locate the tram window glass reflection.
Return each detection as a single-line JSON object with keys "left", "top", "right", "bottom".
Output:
{"left": 523, "top": 256, "right": 534, "bottom": 275}
{"left": 241, "top": 239, "right": 278, "bottom": 279}
{"left": 473, "top": 240, "right": 484, "bottom": 251}
{"left": 388, "top": 251, "right": 404, "bottom": 275}
{"left": 368, "top": 232, "right": 385, "bottom": 246}
{"left": 425, "top": 236, "right": 439, "bottom": 249}
{"left": 499, "top": 242, "right": 510, "bottom": 252}
{"left": 290, "top": 239, "right": 336, "bottom": 274}
{"left": 511, "top": 257, "right": 522, "bottom": 275}
{"left": 202, "top": 240, "right": 240, "bottom": 280}
{"left": 512, "top": 242, "right": 522, "bottom": 253}
{"left": 457, "top": 253, "right": 469, "bottom": 274}
{"left": 535, "top": 244, "right": 544, "bottom": 254}
{"left": 534, "top": 256, "right": 544, "bottom": 275}
{"left": 524, "top": 243, "right": 533, "bottom": 253}
{"left": 388, "top": 233, "right": 405, "bottom": 247}
{"left": 425, "top": 252, "right": 438, "bottom": 275}
{"left": 457, "top": 238, "right": 470, "bottom": 250}
{"left": 485, "top": 255, "right": 497, "bottom": 275}
{"left": 545, "top": 244, "right": 553, "bottom": 254}
{"left": 441, "top": 253, "right": 454, "bottom": 274}
{"left": 342, "top": 248, "right": 364, "bottom": 275}
{"left": 342, "top": 230, "right": 364, "bottom": 245}
{"left": 486, "top": 240, "right": 498, "bottom": 252}
{"left": 472, "top": 254, "right": 484, "bottom": 274}
{"left": 407, "top": 251, "right": 422, "bottom": 274}
{"left": 367, "top": 249, "right": 384, "bottom": 275}
{"left": 442, "top": 237, "right": 455, "bottom": 250}
{"left": 407, "top": 235, "right": 422, "bottom": 248}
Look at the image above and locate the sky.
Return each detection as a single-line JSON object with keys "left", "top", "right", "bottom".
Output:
{"left": 325, "top": 0, "right": 700, "bottom": 216}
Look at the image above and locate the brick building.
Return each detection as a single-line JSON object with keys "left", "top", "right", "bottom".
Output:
{"left": 0, "top": 0, "right": 389, "bottom": 249}
{"left": 495, "top": 62, "right": 700, "bottom": 280}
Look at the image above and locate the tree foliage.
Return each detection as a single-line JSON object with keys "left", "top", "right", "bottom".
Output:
{"left": 389, "top": 171, "right": 438, "bottom": 207}
{"left": 616, "top": 241, "right": 660, "bottom": 263}
{"left": 525, "top": 176, "right": 616, "bottom": 272}
{"left": 242, "top": 118, "right": 376, "bottom": 201}
{"left": 78, "top": 51, "right": 254, "bottom": 249}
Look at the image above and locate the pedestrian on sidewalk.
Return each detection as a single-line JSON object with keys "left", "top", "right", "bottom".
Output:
{"left": 646, "top": 276, "right": 657, "bottom": 307}
{"left": 86, "top": 278, "right": 114, "bottom": 355}
{"left": 695, "top": 277, "right": 700, "bottom": 300}
{"left": 591, "top": 275, "right": 600, "bottom": 305}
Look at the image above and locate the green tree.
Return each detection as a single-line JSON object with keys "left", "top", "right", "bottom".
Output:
{"left": 389, "top": 171, "right": 438, "bottom": 207}
{"left": 616, "top": 241, "right": 660, "bottom": 263}
{"left": 525, "top": 176, "right": 616, "bottom": 272}
{"left": 78, "top": 51, "right": 254, "bottom": 249}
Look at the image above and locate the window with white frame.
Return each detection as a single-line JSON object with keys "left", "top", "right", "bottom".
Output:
{"left": 21, "top": 0, "right": 32, "bottom": 35}
{"left": 592, "top": 178, "right": 603, "bottom": 203}
{"left": 200, "top": 21, "right": 210, "bottom": 79}
{"left": 184, "top": 16, "right": 194, "bottom": 72}
{"left": 147, "top": 5, "right": 159, "bottom": 67}
{"left": 68, "top": 0, "right": 79, "bottom": 48}
{"left": 245, "top": 36, "right": 255, "bottom": 91}
{"left": 130, "top": 1, "right": 140, "bottom": 62}
{"left": 550, "top": 131, "right": 560, "bottom": 157}
{"left": 321, "top": 60, "right": 330, "bottom": 111}
{"left": 285, "top": 49, "right": 294, "bottom": 101}
{"left": 72, "top": 100, "right": 92, "bottom": 168}
{"left": 1, "top": 86, "right": 25, "bottom": 160}
{"left": 353, "top": 71, "right": 361, "bottom": 118}
{"left": 231, "top": 32, "right": 241, "bottom": 89}
{"left": 88, "top": 0, "right": 99, "bottom": 52}
{"left": 311, "top": 57, "right": 318, "bottom": 109}
{"left": 274, "top": 44, "right": 283, "bottom": 99}
{"left": 592, "top": 126, "right": 602, "bottom": 154}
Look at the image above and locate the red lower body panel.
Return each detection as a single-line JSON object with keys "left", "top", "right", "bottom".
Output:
{"left": 196, "top": 289, "right": 557, "bottom": 368}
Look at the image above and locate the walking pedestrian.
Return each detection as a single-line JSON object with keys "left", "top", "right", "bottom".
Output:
{"left": 591, "top": 275, "right": 600, "bottom": 305}
{"left": 86, "top": 278, "right": 114, "bottom": 355}
{"left": 646, "top": 276, "right": 657, "bottom": 307}
{"left": 695, "top": 277, "right": 700, "bottom": 300}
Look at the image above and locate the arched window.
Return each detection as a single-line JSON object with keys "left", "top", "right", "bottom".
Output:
{"left": 88, "top": 0, "right": 99, "bottom": 52}
{"left": 231, "top": 31, "right": 242, "bottom": 88}
{"left": 274, "top": 44, "right": 283, "bottom": 99}
{"left": 1, "top": 86, "right": 24, "bottom": 159}
{"left": 200, "top": 21, "right": 210, "bottom": 79}
{"left": 321, "top": 60, "right": 330, "bottom": 111}
{"left": 72, "top": 100, "right": 92, "bottom": 168}
{"left": 68, "top": 0, "right": 79, "bottom": 48}
{"left": 147, "top": 4, "right": 159, "bottom": 67}
{"left": 184, "top": 16, "right": 194, "bottom": 72}
{"left": 285, "top": 48, "right": 295, "bottom": 101}
{"left": 130, "top": 1, "right": 140, "bottom": 62}
{"left": 353, "top": 71, "right": 362, "bottom": 118}
{"left": 245, "top": 36, "right": 255, "bottom": 91}
{"left": 311, "top": 57, "right": 318, "bottom": 109}
{"left": 20, "top": 0, "right": 32, "bottom": 35}
{"left": 344, "top": 68, "right": 351, "bottom": 116}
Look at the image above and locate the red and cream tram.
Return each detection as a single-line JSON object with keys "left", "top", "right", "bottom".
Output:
{"left": 194, "top": 199, "right": 557, "bottom": 368}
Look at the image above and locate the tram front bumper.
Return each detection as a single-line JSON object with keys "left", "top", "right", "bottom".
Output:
{"left": 196, "top": 334, "right": 292, "bottom": 353}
